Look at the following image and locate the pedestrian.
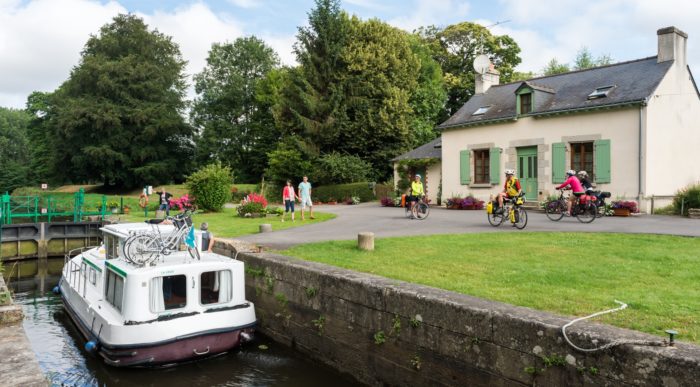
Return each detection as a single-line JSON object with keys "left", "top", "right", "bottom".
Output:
{"left": 281, "top": 180, "right": 299, "bottom": 222}
{"left": 298, "top": 175, "right": 315, "bottom": 220}
{"left": 200, "top": 222, "right": 214, "bottom": 253}
{"left": 155, "top": 187, "right": 173, "bottom": 216}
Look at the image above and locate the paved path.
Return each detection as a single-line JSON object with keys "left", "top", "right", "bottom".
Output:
{"left": 238, "top": 203, "right": 700, "bottom": 249}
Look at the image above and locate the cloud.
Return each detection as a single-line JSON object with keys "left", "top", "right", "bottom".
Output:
{"left": 262, "top": 34, "right": 298, "bottom": 66}
{"left": 343, "top": 0, "right": 389, "bottom": 11}
{"left": 0, "top": 0, "right": 125, "bottom": 107}
{"left": 387, "top": 0, "right": 470, "bottom": 32}
{"left": 0, "top": 0, "right": 246, "bottom": 108}
{"left": 227, "top": 0, "right": 262, "bottom": 9}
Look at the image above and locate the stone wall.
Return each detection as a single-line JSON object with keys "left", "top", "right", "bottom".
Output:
{"left": 215, "top": 241, "right": 700, "bottom": 386}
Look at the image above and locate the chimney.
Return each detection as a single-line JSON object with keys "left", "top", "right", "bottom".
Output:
{"left": 475, "top": 64, "right": 500, "bottom": 94}
{"left": 657, "top": 26, "right": 687, "bottom": 67}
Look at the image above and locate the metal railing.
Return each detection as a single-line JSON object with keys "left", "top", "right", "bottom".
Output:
{"left": 1, "top": 188, "right": 107, "bottom": 225}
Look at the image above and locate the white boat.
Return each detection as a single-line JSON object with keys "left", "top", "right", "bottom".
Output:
{"left": 57, "top": 221, "right": 256, "bottom": 367}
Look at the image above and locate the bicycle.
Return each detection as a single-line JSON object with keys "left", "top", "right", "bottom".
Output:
{"left": 487, "top": 192, "right": 528, "bottom": 229}
{"left": 123, "top": 211, "right": 200, "bottom": 266}
{"left": 544, "top": 190, "right": 598, "bottom": 223}
{"left": 405, "top": 195, "right": 430, "bottom": 220}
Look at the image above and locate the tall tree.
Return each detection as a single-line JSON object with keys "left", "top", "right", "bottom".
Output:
{"left": 417, "top": 22, "right": 521, "bottom": 119}
{"left": 574, "top": 46, "right": 613, "bottom": 70}
{"left": 275, "top": 0, "right": 350, "bottom": 155}
{"left": 192, "top": 36, "right": 281, "bottom": 182}
{"left": 542, "top": 58, "right": 570, "bottom": 75}
{"left": 47, "top": 14, "right": 193, "bottom": 187}
{"left": 0, "top": 107, "right": 32, "bottom": 192}
{"left": 25, "top": 91, "right": 58, "bottom": 185}
{"left": 407, "top": 34, "right": 447, "bottom": 146}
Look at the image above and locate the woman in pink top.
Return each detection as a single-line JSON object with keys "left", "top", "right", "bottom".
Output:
{"left": 556, "top": 170, "right": 585, "bottom": 216}
{"left": 281, "top": 180, "right": 299, "bottom": 222}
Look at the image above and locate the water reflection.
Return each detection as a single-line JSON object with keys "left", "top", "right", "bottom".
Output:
{"left": 8, "top": 272, "right": 361, "bottom": 387}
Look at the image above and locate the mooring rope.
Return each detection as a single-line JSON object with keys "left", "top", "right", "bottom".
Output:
{"left": 562, "top": 300, "right": 667, "bottom": 352}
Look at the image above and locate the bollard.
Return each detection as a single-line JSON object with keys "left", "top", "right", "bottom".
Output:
{"left": 259, "top": 224, "right": 272, "bottom": 233}
{"left": 358, "top": 232, "right": 374, "bottom": 251}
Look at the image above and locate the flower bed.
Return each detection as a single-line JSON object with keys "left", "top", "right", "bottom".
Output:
{"left": 611, "top": 200, "right": 638, "bottom": 216}
{"left": 445, "top": 195, "right": 484, "bottom": 210}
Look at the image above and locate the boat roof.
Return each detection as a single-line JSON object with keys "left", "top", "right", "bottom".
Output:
{"left": 101, "top": 222, "right": 177, "bottom": 238}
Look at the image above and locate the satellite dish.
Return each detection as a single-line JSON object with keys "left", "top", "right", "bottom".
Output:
{"left": 473, "top": 54, "right": 491, "bottom": 74}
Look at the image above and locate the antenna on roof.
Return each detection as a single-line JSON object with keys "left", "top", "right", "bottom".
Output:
{"left": 474, "top": 20, "right": 511, "bottom": 72}
{"left": 485, "top": 20, "right": 511, "bottom": 29}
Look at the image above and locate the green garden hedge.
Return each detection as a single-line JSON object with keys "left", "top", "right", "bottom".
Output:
{"left": 313, "top": 182, "right": 376, "bottom": 203}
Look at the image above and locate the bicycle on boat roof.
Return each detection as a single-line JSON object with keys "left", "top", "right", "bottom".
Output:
{"left": 123, "top": 211, "right": 200, "bottom": 266}
{"left": 486, "top": 192, "right": 528, "bottom": 229}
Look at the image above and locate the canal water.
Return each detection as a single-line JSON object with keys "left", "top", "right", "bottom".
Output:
{"left": 5, "top": 265, "right": 361, "bottom": 387}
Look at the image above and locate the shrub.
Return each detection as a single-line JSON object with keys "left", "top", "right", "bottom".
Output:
{"left": 237, "top": 202, "right": 265, "bottom": 217}
{"left": 231, "top": 186, "right": 254, "bottom": 202}
{"left": 186, "top": 162, "right": 232, "bottom": 212}
{"left": 380, "top": 196, "right": 396, "bottom": 207}
{"left": 11, "top": 186, "right": 43, "bottom": 196}
{"left": 243, "top": 192, "right": 268, "bottom": 208}
{"left": 265, "top": 143, "right": 313, "bottom": 186}
{"left": 673, "top": 182, "right": 700, "bottom": 216}
{"left": 313, "top": 182, "right": 375, "bottom": 203}
{"left": 313, "top": 152, "right": 371, "bottom": 185}
{"left": 169, "top": 194, "right": 194, "bottom": 211}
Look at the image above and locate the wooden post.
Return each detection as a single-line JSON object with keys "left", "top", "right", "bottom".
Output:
{"left": 358, "top": 232, "right": 374, "bottom": 251}
{"left": 259, "top": 224, "right": 272, "bottom": 233}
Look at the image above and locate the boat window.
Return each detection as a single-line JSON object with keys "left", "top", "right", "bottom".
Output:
{"left": 104, "top": 269, "right": 124, "bottom": 312}
{"left": 89, "top": 268, "right": 97, "bottom": 285}
{"left": 200, "top": 270, "right": 233, "bottom": 305}
{"left": 105, "top": 235, "right": 120, "bottom": 260}
{"left": 150, "top": 275, "right": 187, "bottom": 313}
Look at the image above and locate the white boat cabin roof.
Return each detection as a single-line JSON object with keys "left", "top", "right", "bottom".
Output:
{"left": 101, "top": 222, "right": 177, "bottom": 239}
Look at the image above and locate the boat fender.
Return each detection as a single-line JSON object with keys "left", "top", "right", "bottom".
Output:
{"left": 241, "top": 331, "right": 253, "bottom": 343}
{"left": 85, "top": 340, "right": 98, "bottom": 352}
{"left": 52, "top": 285, "right": 61, "bottom": 294}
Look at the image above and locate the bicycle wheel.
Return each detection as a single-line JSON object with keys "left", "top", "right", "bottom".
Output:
{"left": 487, "top": 207, "right": 506, "bottom": 227}
{"left": 576, "top": 203, "right": 598, "bottom": 223}
{"left": 596, "top": 202, "right": 606, "bottom": 218}
{"left": 545, "top": 200, "right": 566, "bottom": 221}
{"left": 513, "top": 207, "right": 528, "bottom": 229}
{"left": 405, "top": 204, "right": 412, "bottom": 218}
{"left": 415, "top": 203, "right": 430, "bottom": 220}
{"left": 125, "top": 234, "right": 160, "bottom": 265}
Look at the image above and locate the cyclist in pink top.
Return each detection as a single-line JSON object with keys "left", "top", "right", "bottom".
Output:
{"left": 556, "top": 170, "right": 585, "bottom": 216}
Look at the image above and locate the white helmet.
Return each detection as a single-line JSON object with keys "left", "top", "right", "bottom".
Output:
{"left": 504, "top": 169, "right": 515, "bottom": 175}
{"left": 577, "top": 170, "right": 588, "bottom": 177}
{"left": 566, "top": 169, "right": 576, "bottom": 176}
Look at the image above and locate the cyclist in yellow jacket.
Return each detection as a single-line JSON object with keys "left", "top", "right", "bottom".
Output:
{"left": 409, "top": 174, "right": 425, "bottom": 219}
{"left": 497, "top": 169, "right": 521, "bottom": 212}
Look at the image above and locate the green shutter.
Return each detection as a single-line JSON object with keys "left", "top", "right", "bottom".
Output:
{"left": 489, "top": 147, "right": 501, "bottom": 184}
{"left": 552, "top": 142, "right": 566, "bottom": 184}
{"left": 459, "top": 150, "right": 471, "bottom": 185}
{"left": 594, "top": 139, "right": 611, "bottom": 183}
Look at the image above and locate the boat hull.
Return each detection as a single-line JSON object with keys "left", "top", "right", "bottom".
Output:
{"left": 61, "top": 291, "right": 255, "bottom": 367}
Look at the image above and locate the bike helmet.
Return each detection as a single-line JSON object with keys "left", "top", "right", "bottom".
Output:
{"left": 414, "top": 174, "right": 421, "bottom": 179}
{"left": 504, "top": 169, "right": 515, "bottom": 175}
{"left": 577, "top": 170, "right": 588, "bottom": 177}
{"left": 566, "top": 169, "right": 576, "bottom": 176}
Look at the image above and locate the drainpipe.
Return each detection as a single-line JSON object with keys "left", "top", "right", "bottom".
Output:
{"left": 638, "top": 98, "right": 648, "bottom": 206}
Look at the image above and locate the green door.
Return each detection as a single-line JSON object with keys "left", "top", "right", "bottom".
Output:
{"left": 517, "top": 147, "right": 538, "bottom": 201}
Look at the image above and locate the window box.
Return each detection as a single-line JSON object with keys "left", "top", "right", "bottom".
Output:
{"left": 613, "top": 208, "right": 631, "bottom": 217}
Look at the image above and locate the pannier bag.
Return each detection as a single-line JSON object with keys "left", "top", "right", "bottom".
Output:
{"left": 486, "top": 201, "right": 493, "bottom": 214}
{"left": 401, "top": 194, "right": 406, "bottom": 208}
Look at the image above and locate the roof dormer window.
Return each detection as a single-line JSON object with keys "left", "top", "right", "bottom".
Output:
{"left": 519, "top": 93, "right": 532, "bottom": 114}
{"left": 472, "top": 106, "right": 491, "bottom": 116}
{"left": 588, "top": 85, "right": 615, "bottom": 99}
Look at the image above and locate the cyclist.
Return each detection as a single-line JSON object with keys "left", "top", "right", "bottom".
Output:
{"left": 497, "top": 169, "right": 521, "bottom": 212}
{"left": 577, "top": 171, "right": 594, "bottom": 194}
{"left": 408, "top": 174, "right": 425, "bottom": 219}
{"left": 556, "top": 170, "right": 585, "bottom": 216}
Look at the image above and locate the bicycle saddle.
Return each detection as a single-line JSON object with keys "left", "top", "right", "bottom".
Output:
{"left": 146, "top": 219, "right": 165, "bottom": 224}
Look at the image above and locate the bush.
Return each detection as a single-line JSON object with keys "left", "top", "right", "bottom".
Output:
{"left": 237, "top": 202, "right": 265, "bottom": 217}
{"left": 673, "top": 182, "right": 700, "bottom": 216}
{"left": 11, "top": 186, "right": 43, "bottom": 196}
{"left": 265, "top": 143, "right": 313, "bottom": 186}
{"left": 313, "top": 182, "right": 375, "bottom": 203}
{"left": 186, "top": 162, "right": 232, "bottom": 212}
{"left": 380, "top": 196, "right": 396, "bottom": 207}
{"left": 313, "top": 152, "right": 371, "bottom": 185}
{"left": 231, "top": 186, "right": 254, "bottom": 202}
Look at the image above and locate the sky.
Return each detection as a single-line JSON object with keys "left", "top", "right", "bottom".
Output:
{"left": 1, "top": 0, "right": 699, "bottom": 109}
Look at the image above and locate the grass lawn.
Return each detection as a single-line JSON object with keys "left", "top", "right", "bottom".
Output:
{"left": 120, "top": 207, "right": 335, "bottom": 238}
{"left": 283, "top": 232, "right": 700, "bottom": 344}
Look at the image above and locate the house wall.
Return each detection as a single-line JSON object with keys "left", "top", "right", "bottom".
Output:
{"left": 441, "top": 108, "right": 641, "bottom": 203}
{"left": 645, "top": 64, "right": 700, "bottom": 201}
{"left": 425, "top": 162, "right": 441, "bottom": 204}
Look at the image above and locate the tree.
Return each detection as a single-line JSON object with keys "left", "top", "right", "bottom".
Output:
{"left": 25, "top": 91, "right": 58, "bottom": 185}
{"left": 407, "top": 34, "right": 447, "bottom": 146}
{"left": 542, "top": 58, "right": 570, "bottom": 75}
{"left": 47, "top": 14, "right": 193, "bottom": 188}
{"left": 192, "top": 36, "right": 281, "bottom": 182}
{"left": 510, "top": 71, "right": 536, "bottom": 82}
{"left": 574, "top": 47, "right": 613, "bottom": 70}
{"left": 0, "top": 107, "right": 32, "bottom": 192}
{"left": 417, "top": 22, "right": 522, "bottom": 119}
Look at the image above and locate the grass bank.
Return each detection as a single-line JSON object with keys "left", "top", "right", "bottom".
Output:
{"left": 283, "top": 232, "right": 700, "bottom": 344}
{"left": 121, "top": 207, "right": 335, "bottom": 238}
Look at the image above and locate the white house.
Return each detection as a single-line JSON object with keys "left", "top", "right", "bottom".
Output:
{"left": 396, "top": 26, "right": 700, "bottom": 212}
